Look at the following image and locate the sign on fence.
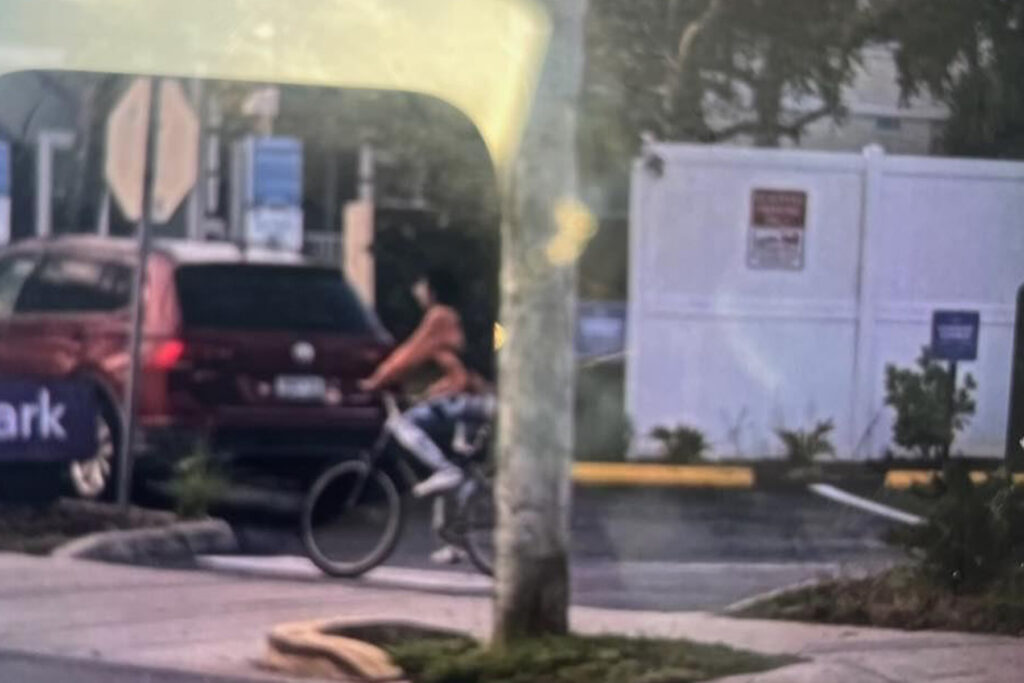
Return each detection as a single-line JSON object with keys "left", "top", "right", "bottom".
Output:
{"left": 747, "top": 188, "right": 808, "bottom": 271}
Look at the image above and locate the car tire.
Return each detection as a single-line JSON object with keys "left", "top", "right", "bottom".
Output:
{"left": 0, "top": 464, "right": 63, "bottom": 507}
{"left": 68, "top": 398, "right": 119, "bottom": 501}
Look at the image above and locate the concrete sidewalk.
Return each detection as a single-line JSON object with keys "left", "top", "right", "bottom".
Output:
{"left": 0, "top": 553, "right": 1018, "bottom": 682}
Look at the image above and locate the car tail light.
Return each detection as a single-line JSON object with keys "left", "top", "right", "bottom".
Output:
{"left": 148, "top": 339, "right": 187, "bottom": 370}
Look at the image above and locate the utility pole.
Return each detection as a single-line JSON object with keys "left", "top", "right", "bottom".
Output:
{"left": 493, "top": 0, "right": 588, "bottom": 644}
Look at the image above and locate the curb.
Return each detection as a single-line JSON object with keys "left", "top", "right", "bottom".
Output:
{"left": 572, "top": 462, "right": 754, "bottom": 488}
{"left": 52, "top": 518, "right": 238, "bottom": 565}
{"left": 884, "top": 469, "right": 1024, "bottom": 490}
{"left": 264, "top": 620, "right": 406, "bottom": 682}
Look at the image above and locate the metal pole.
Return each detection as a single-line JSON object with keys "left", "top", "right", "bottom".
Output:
{"left": 186, "top": 78, "right": 204, "bottom": 240}
{"left": 117, "top": 78, "right": 163, "bottom": 511}
{"left": 357, "top": 138, "right": 375, "bottom": 202}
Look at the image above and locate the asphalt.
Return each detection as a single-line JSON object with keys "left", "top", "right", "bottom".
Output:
{"left": 216, "top": 486, "right": 900, "bottom": 611}
{"left": 0, "top": 649, "right": 304, "bottom": 683}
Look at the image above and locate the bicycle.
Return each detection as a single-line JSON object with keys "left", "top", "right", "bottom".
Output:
{"left": 300, "top": 393, "right": 497, "bottom": 578}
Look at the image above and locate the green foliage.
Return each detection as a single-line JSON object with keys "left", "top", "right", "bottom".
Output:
{"left": 739, "top": 564, "right": 1024, "bottom": 636}
{"left": 168, "top": 444, "right": 227, "bottom": 520}
{"left": 884, "top": 347, "right": 977, "bottom": 460}
{"left": 775, "top": 419, "right": 835, "bottom": 465}
{"left": 891, "top": 463, "right": 1024, "bottom": 592}
{"left": 650, "top": 424, "right": 709, "bottom": 464}
{"left": 273, "top": 88, "right": 501, "bottom": 377}
{"left": 387, "top": 634, "right": 794, "bottom": 683}
{"left": 873, "top": 0, "right": 1024, "bottom": 159}
{"left": 581, "top": 0, "right": 870, "bottom": 175}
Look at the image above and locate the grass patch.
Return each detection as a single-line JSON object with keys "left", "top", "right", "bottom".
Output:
{"left": 386, "top": 634, "right": 796, "bottom": 683}
{"left": 0, "top": 499, "right": 175, "bottom": 555}
{"left": 738, "top": 566, "right": 1024, "bottom": 637}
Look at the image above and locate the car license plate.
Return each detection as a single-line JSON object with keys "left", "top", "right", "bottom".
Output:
{"left": 274, "top": 375, "right": 326, "bottom": 401}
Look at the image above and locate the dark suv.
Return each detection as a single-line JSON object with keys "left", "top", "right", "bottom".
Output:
{"left": 0, "top": 236, "right": 391, "bottom": 500}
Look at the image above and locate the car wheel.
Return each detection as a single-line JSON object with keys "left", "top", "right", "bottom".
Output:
{"left": 69, "top": 410, "right": 117, "bottom": 500}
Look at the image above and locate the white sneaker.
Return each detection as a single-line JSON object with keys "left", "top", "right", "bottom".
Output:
{"left": 413, "top": 468, "right": 464, "bottom": 498}
{"left": 429, "top": 545, "right": 466, "bottom": 565}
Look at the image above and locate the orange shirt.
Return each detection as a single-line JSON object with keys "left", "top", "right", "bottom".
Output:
{"left": 366, "top": 305, "right": 470, "bottom": 397}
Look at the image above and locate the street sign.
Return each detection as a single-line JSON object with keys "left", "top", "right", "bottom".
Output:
{"left": 105, "top": 78, "right": 151, "bottom": 221}
{"left": 932, "top": 310, "right": 980, "bottom": 361}
{"left": 245, "top": 206, "right": 303, "bottom": 252}
{"left": 152, "top": 80, "right": 199, "bottom": 223}
{"left": 0, "top": 139, "right": 9, "bottom": 245}
{"left": 105, "top": 79, "right": 199, "bottom": 223}
{"left": 0, "top": 379, "right": 97, "bottom": 463}
{"left": 235, "top": 136, "right": 304, "bottom": 253}
{"left": 251, "top": 137, "right": 303, "bottom": 207}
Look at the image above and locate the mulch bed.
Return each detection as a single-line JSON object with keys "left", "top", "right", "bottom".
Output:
{"left": 0, "top": 499, "right": 176, "bottom": 555}
{"left": 738, "top": 566, "right": 1024, "bottom": 637}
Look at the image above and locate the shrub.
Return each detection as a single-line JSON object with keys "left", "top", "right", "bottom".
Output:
{"left": 775, "top": 419, "right": 835, "bottom": 465}
{"left": 168, "top": 444, "right": 228, "bottom": 519}
{"left": 892, "top": 461, "right": 1024, "bottom": 592}
{"left": 884, "top": 347, "right": 977, "bottom": 460}
{"left": 650, "top": 425, "right": 709, "bottom": 464}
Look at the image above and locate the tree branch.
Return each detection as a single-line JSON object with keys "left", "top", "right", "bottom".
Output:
{"left": 709, "top": 103, "right": 838, "bottom": 143}
{"left": 660, "top": 0, "right": 729, "bottom": 131}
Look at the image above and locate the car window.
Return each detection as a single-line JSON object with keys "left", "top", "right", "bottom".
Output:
{"left": 15, "top": 255, "right": 132, "bottom": 314}
{"left": 0, "top": 254, "right": 38, "bottom": 319}
{"left": 174, "top": 264, "right": 378, "bottom": 335}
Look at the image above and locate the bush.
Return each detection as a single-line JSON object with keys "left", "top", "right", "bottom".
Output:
{"left": 649, "top": 425, "right": 708, "bottom": 464}
{"left": 168, "top": 444, "right": 228, "bottom": 519}
{"left": 892, "top": 461, "right": 1024, "bottom": 592}
{"left": 885, "top": 347, "right": 977, "bottom": 460}
{"left": 775, "top": 419, "right": 835, "bottom": 465}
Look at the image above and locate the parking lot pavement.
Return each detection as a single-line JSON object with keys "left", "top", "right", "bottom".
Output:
{"left": 217, "top": 486, "right": 900, "bottom": 611}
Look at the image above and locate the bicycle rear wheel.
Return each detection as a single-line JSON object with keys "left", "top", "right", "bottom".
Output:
{"left": 301, "top": 460, "right": 403, "bottom": 577}
{"left": 461, "top": 478, "right": 496, "bottom": 577}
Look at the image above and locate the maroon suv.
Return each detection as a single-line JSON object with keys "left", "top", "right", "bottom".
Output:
{"left": 0, "top": 236, "right": 391, "bottom": 499}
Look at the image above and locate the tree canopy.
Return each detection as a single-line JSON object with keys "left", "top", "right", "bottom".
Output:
{"left": 874, "top": 0, "right": 1024, "bottom": 159}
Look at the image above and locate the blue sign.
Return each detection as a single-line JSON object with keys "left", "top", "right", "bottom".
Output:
{"left": 931, "top": 310, "right": 980, "bottom": 362}
{"left": 251, "top": 137, "right": 303, "bottom": 207}
{"left": 0, "top": 140, "right": 10, "bottom": 196}
{"left": 577, "top": 301, "right": 627, "bottom": 359}
{"left": 0, "top": 379, "right": 98, "bottom": 463}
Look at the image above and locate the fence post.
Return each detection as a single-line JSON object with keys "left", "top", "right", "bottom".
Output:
{"left": 849, "top": 144, "right": 886, "bottom": 458}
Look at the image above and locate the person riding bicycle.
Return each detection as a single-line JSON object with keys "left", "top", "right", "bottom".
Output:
{"left": 359, "top": 268, "right": 495, "bottom": 561}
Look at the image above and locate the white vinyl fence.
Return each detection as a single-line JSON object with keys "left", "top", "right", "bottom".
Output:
{"left": 627, "top": 144, "right": 1024, "bottom": 459}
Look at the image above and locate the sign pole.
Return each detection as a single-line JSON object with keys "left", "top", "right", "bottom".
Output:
{"left": 117, "top": 78, "right": 163, "bottom": 511}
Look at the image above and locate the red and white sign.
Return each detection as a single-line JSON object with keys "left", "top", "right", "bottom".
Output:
{"left": 747, "top": 188, "right": 807, "bottom": 270}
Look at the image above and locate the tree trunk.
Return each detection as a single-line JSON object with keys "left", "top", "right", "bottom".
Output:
{"left": 753, "top": 45, "right": 783, "bottom": 147}
{"left": 493, "top": 0, "right": 587, "bottom": 645}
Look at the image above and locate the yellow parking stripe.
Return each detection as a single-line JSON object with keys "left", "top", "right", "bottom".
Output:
{"left": 572, "top": 463, "right": 754, "bottom": 489}
{"left": 885, "top": 469, "right": 1024, "bottom": 489}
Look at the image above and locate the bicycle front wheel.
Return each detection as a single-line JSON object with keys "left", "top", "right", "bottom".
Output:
{"left": 462, "top": 479, "right": 496, "bottom": 577}
{"left": 301, "top": 460, "right": 403, "bottom": 577}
